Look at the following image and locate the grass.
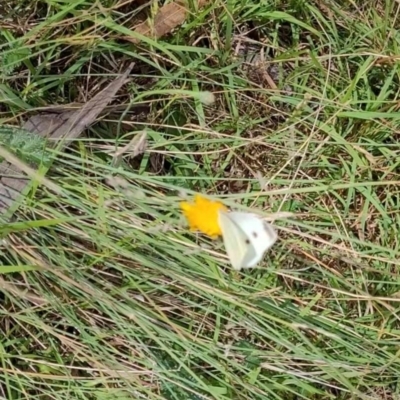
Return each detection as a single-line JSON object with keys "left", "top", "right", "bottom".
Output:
{"left": 1, "top": 0, "right": 400, "bottom": 398}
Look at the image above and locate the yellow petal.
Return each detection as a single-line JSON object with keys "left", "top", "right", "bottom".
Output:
{"left": 180, "top": 195, "right": 227, "bottom": 238}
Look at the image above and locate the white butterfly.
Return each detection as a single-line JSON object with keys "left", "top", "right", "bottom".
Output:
{"left": 218, "top": 210, "right": 278, "bottom": 270}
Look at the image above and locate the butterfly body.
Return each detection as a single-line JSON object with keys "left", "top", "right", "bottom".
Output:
{"left": 218, "top": 210, "right": 277, "bottom": 270}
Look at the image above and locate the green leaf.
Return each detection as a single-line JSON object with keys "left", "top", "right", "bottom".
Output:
{"left": 0, "top": 265, "right": 38, "bottom": 274}
{"left": 0, "top": 125, "right": 52, "bottom": 165}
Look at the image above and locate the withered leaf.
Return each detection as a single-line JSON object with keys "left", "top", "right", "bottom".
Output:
{"left": 129, "top": 0, "right": 209, "bottom": 43}
{"left": 0, "top": 64, "right": 133, "bottom": 219}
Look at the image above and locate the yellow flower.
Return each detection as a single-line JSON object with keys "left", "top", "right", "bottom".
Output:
{"left": 180, "top": 194, "right": 228, "bottom": 238}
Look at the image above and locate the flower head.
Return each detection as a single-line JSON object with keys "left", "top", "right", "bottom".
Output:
{"left": 180, "top": 194, "right": 228, "bottom": 238}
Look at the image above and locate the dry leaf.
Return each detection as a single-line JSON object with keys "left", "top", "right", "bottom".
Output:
{"left": 0, "top": 64, "right": 133, "bottom": 219}
{"left": 50, "top": 63, "right": 134, "bottom": 145}
{"left": 113, "top": 131, "right": 148, "bottom": 161}
{"left": 129, "top": 0, "right": 209, "bottom": 43}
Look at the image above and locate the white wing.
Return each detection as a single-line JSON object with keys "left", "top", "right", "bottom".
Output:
{"left": 218, "top": 210, "right": 256, "bottom": 270}
{"left": 226, "top": 212, "right": 278, "bottom": 268}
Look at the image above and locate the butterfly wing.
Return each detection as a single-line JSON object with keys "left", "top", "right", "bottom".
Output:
{"left": 218, "top": 210, "right": 256, "bottom": 270}
{"left": 226, "top": 212, "right": 278, "bottom": 268}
